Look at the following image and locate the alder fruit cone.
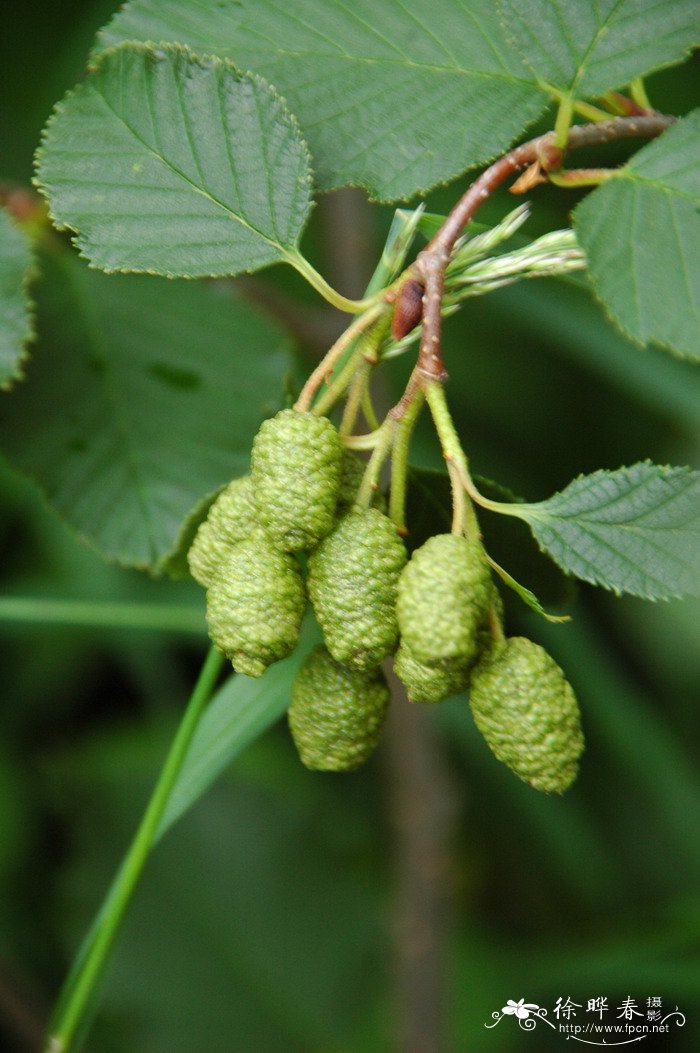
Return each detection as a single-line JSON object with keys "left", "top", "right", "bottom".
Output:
{"left": 251, "top": 408, "right": 343, "bottom": 551}
{"left": 188, "top": 476, "right": 258, "bottom": 588}
{"left": 469, "top": 636, "right": 584, "bottom": 793}
{"left": 206, "top": 537, "right": 306, "bottom": 678}
{"left": 288, "top": 646, "right": 389, "bottom": 771}
{"left": 393, "top": 640, "right": 471, "bottom": 704}
{"left": 308, "top": 509, "right": 407, "bottom": 671}
{"left": 396, "top": 534, "right": 492, "bottom": 667}
{"left": 337, "top": 449, "right": 366, "bottom": 510}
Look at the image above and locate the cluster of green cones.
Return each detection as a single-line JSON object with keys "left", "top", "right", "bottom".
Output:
{"left": 188, "top": 410, "right": 583, "bottom": 791}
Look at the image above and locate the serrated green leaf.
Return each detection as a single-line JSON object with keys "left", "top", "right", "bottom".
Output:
{"left": 503, "top": 463, "right": 700, "bottom": 600}
{"left": 96, "top": 0, "right": 547, "bottom": 201}
{"left": 0, "top": 206, "right": 35, "bottom": 389}
{"left": 0, "top": 249, "right": 291, "bottom": 569}
{"left": 35, "top": 43, "right": 312, "bottom": 278}
{"left": 499, "top": 0, "right": 699, "bottom": 98}
{"left": 575, "top": 110, "right": 700, "bottom": 360}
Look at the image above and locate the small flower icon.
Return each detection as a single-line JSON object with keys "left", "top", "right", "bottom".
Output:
{"left": 502, "top": 998, "right": 539, "bottom": 1019}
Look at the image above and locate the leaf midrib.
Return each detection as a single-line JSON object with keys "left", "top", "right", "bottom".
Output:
{"left": 90, "top": 76, "right": 290, "bottom": 255}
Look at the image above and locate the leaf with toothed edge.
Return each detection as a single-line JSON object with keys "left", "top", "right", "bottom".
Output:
{"left": 500, "top": 463, "right": 700, "bottom": 600}
{"left": 498, "top": 0, "right": 700, "bottom": 99}
{"left": 34, "top": 43, "right": 313, "bottom": 278}
{"left": 575, "top": 109, "right": 700, "bottom": 361}
{"left": 94, "top": 0, "right": 548, "bottom": 202}
{"left": 0, "top": 206, "right": 36, "bottom": 389}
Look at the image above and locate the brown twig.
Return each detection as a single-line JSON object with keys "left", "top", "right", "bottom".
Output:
{"left": 384, "top": 669, "right": 459, "bottom": 1053}
{"left": 404, "top": 114, "right": 674, "bottom": 385}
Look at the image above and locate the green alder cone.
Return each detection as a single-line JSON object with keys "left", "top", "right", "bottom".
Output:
{"left": 308, "top": 508, "right": 407, "bottom": 671}
{"left": 206, "top": 537, "right": 306, "bottom": 678}
{"left": 336, "top": 449, "right": 386, "bottom": 514}
{"left": 394, "top": 584, "right": 501, "bottom": 703}
{"left": 396, "top": 534, "right": 492, "bottom": 667}
{"left": 393, "top": 640, "right": 471, "bottom": 704}
{"left": 469, "top": 636, "right": 584, "bottom": 793}
{"left": 337, "top": 449, "right": 366, "bottom": 510}
{"left": 188, "top": 476, "right": 258, "bottom": 588}
{"left": 288, "top": 645, "right": 390, "bottom": 771}
{"left": 251, "top": 409, "right": 343, "bottom": 551}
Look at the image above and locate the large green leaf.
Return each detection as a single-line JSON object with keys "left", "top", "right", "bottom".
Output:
{"left": 501, "top": 462, "right": 700, "bottom": 600}
{"left": 575, "top": 109, "right": 700, "bottom": 360}
{"left": 96, "top": 0, "right": 547, "bottom": 201}
{"left": 35, "top": 43, "right": 312, "bottom": 277}
{"left": 0, "top": 248, "right": 291, "bottom": 569}
{"left": 499, "top": 0, "right": 699, "bottom": 98}
{"left": 0, "top": 206, "right": 35, "bottom": 389}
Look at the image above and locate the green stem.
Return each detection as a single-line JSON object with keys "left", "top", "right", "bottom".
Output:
{"left": 45, "top": 646, "right": 225, "bottom": 1053}
{"left": 340, "top": 360, "right": 373, "bottom": 436}
{"left": 572, "top": 99, "right": 612, "bottom": 122}
{"left": 599, "top": 91, "right": 630, "bottom": 116}
{"left": 312, "top": 345, "right": 364, "bottom": 418}
{"left": 312, "top": 309, "right": 389, "bottom": 418}
{"left": 356, "top": 421, "right": 397, "bottom": 509}
{"left": 343, "top": 427, "right": 387, "bottom": 451}
{"left": 285, "top": 249, "right": 376, "bottom": 313}
{"left": 424, "top": 382, "right": 480, "bottom": 542}
{"left": 361, "top": 386, "right": 380, "bottom": 431}
{"left": 294, "top": 303, "right": 383, "bottom": 413}
{"left": 0, "top": 597, "right": 204, "bottom": 634}
{"left": 547, "top": 167, "right": 620, "bottom": 188}
{"left": 553, "top": 95, "right": 574, "bottom": 149}
{"left": 548, "top": 87, "right": 609, "bottom": 123}
{"left": 629, "top": 78, "right": 652, "bottom": 110}
{"left": 388, "top": 390, "right": 425, "bottom": 532}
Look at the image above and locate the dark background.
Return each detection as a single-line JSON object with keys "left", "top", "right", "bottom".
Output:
{"left": 1, "top": 4, "right": 699, "bottom": 1050}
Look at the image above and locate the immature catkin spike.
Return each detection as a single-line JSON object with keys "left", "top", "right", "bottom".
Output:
{"left": 394, "top": 641, "right": 471, "bottom": 704}
{"left": 251, "top": 409, "right": 343, "bottom": 551}
{"left": 288, "top": 646, "right": 390, "bottom": 771}
{"left": 469, "top": 637, "right": 584, "bottom": 793}
{"left": 188, "top": 476, "right": 258, "bottom": 588}
{"left": 206, "top": 537, "right": 306, "bottom": 678}
{"left": 308, "top": 509, "right": 407, "bottom": 671}
{"left": 396, "top": 534, "right": 492, "bottom": 667}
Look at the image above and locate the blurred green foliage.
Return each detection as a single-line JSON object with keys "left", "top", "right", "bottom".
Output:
{"left": 1, "top": 4, "right": 699, "bottom": 1051}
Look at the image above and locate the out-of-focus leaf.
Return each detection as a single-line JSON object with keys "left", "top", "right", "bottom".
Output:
{"left": 0, "top": 205, "right": 35, "bottom": 388}
{"left": 0, "top": 249, "right": 291, "bottom": 569}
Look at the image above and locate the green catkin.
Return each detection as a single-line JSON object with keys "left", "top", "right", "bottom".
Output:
{"left": 288, "top": 646, "right": 390, "bottom": 771}
{"left": 394, "top": 586, "right": 502, "bottom": 703}
{"left": 251, "top": 409, "right": 343, "bottom": 551}
{"left": 188, "top": 476, "right": 258, "bottom": 588}
{"left": 337, "top": 449, "right": 367, "bottom": 510}
{"left": 396, "top": 534, "right": 492, "bottom": 667}
{"left": 469, "top": 636, "right": 584, "bottom": 793}
{"left": 206, "top": 537, "right": 306, "bottom": 678}
{"left": 393, "top": 641, "right": 471, "bottom": 704}
{"left": 308, "top": 509, "right": 407, "bottom": 671}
